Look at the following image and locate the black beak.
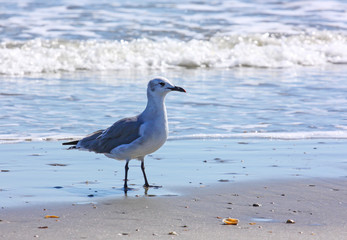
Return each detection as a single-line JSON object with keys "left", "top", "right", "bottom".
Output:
{"left": 168, "top": 86, "right": 186, "bottom": 93}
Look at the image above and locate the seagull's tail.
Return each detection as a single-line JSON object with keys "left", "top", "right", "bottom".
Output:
{"left": 62, "top": 140, "right": 79, "bottom": 146}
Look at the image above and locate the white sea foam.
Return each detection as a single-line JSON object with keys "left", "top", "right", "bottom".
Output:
{"left": 168, "top": 131, "right": 347, "bottom": 141}
{"left": 0, "top": 133, "right": 84, "bottom": 144}
{"left": 2, "top": 131, "right": 347, "bottom": 144}
{"left": 0, "top": 32, "right": 346, "bottom": 75}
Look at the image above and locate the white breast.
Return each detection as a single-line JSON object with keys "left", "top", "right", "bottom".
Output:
{"left": 138, "top": 116, "right": 168, "bottom": 154}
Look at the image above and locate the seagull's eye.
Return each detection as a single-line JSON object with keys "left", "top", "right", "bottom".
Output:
{"left": 159, "top": 82, "right": 165, "bottom": 87}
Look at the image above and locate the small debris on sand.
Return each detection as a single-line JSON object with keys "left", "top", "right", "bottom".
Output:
{"left": 44, "top": 215, "right": 59, "bottom": 219}
{"left": 222, "top": 218, "right": 239, "bottom": 225}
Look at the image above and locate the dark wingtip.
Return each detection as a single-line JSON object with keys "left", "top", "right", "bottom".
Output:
{"left": 62, "top": 140, "right": 79, "bottom": 145}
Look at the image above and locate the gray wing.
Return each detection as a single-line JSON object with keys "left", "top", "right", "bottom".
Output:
{"left": 78, "top": 116, "right": 143, "bottom": 153}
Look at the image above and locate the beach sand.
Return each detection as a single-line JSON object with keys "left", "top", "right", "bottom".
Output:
{"left": 1, "top": 177, "right": 346, "bottom": 240}
{"left": 1, "top": 139, "right": 346, "bottom": 239}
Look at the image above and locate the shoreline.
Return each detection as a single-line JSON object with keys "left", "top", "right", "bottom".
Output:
{"left": 1, "top": 138, "right": 347, "bottom": 207}
{"left": 1, "top": 177, "right": 346, "bottom": 239}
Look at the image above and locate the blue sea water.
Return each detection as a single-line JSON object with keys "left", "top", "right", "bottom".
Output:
{"left": 0, "top": 0, "right": 347, "bottom": 141}
{"left": 0, "top": 0, "right": 347, "bottom": 75}
{"left": 0, "top": 0, "right": 347, "bottom": 206}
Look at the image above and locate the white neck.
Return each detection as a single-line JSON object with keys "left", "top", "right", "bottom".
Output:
{"left": 142, "top": 90, "right": 167, "bottom": 120}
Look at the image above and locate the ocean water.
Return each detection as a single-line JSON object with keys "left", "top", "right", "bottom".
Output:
{"left": 1, "top": 0, "right": 347, "bottom": 206}
{"left": 1, "top": 67, "right": 347, "bottom": 143}
{"left": 1, "top": 0, "right": 347, "bottom": 75}
{"left": 1, "top": 0, "right": 347, "bottom": 141}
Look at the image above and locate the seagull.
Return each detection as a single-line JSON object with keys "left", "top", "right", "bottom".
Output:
{"left": 63, "top": 77, "right": 186, "bottom": 192}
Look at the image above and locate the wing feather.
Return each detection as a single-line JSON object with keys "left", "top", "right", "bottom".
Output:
{"left": 78, "top": 116, "right": 142, "bottom": 153}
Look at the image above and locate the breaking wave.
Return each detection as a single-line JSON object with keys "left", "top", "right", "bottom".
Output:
{"left": 1, "top": 31, "right": 347, "bottom": 75}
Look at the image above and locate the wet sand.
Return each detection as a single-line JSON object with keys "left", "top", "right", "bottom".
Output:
{"left": 1, "top": 139, "right": 347, "bottom": 239}
{"left": 1, "top": 139, "right": 346, "bottom": 208}
{"left": 1, "top": 177, "right": 346, "bottom": 240}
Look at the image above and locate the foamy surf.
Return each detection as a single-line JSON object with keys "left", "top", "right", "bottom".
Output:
{"left": 2, "top": 131, "right": 347, "bottom": 144}
{"left": 1, "top": 31, "right": 346, "bottom": 75}
{"left": 0, "top": 133, "right": 85, "bottom": 144}
{"left": 169, "top": 131, "right": 347, "bottom": 140}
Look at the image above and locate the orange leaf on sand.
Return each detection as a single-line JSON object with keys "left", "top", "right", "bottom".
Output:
{"left": 222, "top": 218, "right": 239, "bottom": 225}
{"left": 44, "top": 215, "right": 60, "bottom": 219}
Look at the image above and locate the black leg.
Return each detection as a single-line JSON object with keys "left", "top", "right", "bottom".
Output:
{"left": 141, "top": 160, "right": 149, "bottom": 187}
{"left": 140, "top": 159, "right": 162, "bottom": 189}
{"left": 124, "top": 160, "right": 129, "bottom": 192}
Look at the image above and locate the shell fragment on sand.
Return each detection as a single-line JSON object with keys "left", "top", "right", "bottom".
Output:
{"left": 222, "top": 218, "right": 239, "bottom": 225}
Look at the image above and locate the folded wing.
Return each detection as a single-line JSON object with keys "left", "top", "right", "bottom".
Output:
{"left": 65, "top": 116, "right": 143, "bottom": 154}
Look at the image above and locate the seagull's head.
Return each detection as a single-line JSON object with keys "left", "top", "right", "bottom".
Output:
{"left": 147, "top": 77, "right": 186, "bottom": 97}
